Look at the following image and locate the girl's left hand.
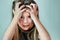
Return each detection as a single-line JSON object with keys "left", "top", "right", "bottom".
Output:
{"left": 26, "top": 3, "right": 38, "bottom": 19}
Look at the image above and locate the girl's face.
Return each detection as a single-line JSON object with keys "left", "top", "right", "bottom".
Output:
{"left": 18, "top": 10, "right": 33, "bottom": 30}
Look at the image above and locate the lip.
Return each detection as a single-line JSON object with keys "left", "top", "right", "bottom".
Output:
{"left": 23, "top": 25, "right": 29, "bottom": 27}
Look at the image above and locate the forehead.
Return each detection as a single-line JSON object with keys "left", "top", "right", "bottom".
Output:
{"left": 22, "top": 9, "right": 30, "bottom": 16}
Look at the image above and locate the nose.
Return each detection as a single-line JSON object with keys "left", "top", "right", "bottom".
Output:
{"left": 23, "top": 17, "right": 28, "bottom": 24}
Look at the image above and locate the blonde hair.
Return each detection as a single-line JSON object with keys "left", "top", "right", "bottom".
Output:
{"left": 12, "top": 0, "right": 39, "bottom": 40}
{"left": 13, "top": 26, "right": 38, "bottom": 40}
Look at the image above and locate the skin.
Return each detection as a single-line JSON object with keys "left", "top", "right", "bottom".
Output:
{"left": 3, "top": 2, "right": 51, "bottom": 40}
{"left": 18, "top": 10, "right": 34, "bottom": 30}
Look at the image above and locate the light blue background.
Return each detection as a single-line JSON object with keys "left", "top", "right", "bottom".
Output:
{"left": 0, "top": 0, "right": 60, "bottom": 40}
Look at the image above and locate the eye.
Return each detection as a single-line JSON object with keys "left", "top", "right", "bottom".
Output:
{"left": 21, "top": 16, "right": 23, "bottom": 18}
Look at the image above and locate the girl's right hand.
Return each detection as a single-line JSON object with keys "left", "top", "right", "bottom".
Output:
{"left": 12, "top": 2, "right": 26, "bottom": 20}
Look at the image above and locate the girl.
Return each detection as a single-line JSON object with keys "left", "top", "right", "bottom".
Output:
{"left": 3, "top": 0, "right": 51, "bottom": 40}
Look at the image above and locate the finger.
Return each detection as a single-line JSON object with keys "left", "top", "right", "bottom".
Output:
{"left": 26, "top": 5, "right": 33, "bottom": 11}
{"left": 26, "top": 5, "right": 34, "bottom": 14}
{"left": 17, "top": 8, "right": 26, "bottom": 19}
{"left": 19, "top": 5, "right": 25, "bottom": 10}
{"left": 26, "top": 9, "right": 33, "bottom": 16}
{"left": 30, "top": 3, "right": 38, "bottom": 15}
{"left": 26, "top": 9, "right": 30, "bottom": 13}
{"left": 15, "top": 2, "right": 21, "bottom": 10}
{"left": 30, "top": 3, "right": 37, "bottom": 10}
{"left": 20, "top": 8, "right": 26, "bottom": 13}
{"left": 26, "top": 9, "right": 34, "bottom": 20}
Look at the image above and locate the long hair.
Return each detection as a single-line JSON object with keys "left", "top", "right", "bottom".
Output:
{"left": 12, "top": 0, "right": 39, "bottom": 40}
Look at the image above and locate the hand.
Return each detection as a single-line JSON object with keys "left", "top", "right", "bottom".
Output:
{"left": 26, "top": 3, "right": 38, "bottom": 19}
{"left": 30, "top": 3, "right": 38, "bottom": 16}
{"left": 12, "top": 2, "right": 26, "bottom": 19}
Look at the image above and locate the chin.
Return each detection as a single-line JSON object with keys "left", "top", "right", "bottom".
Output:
{"left": 21, "top": 27, "right": 29, "bottom": 31}
{"left": 22, "top": 29, "right": 29, "bottom": 31}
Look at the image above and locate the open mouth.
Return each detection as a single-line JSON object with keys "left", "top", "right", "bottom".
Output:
{"left": 23, "top": 25, "right": 29, "bottom": 27}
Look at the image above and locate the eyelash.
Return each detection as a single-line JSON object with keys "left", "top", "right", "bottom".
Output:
{"left": 21, "top": 16, "right": 23, "bottom": 18}
{"left": 21, "top": 16, "right": 31, "bottom": 18}
{"left": 28, "top": 16, "right": 31, "bottom": 18}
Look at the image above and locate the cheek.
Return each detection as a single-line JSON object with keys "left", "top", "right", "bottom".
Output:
{"left": 28, "top": 18, "right": 33, "bottom": 24}
{"left": 19, "top": 18, "right": 33, "bottom": 25}
{"left": 19, "top": 19, "right": 23, "bottom": 24}
{"left": 18, "top": 18, "right": 22, "bottom": 25}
